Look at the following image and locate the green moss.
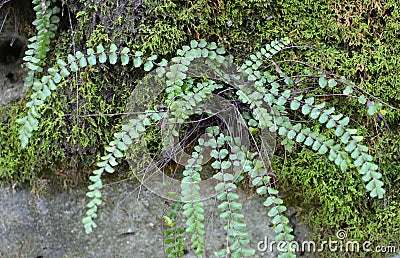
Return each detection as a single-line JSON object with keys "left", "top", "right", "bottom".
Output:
{"left": 0, "top": 0, "right": 399, "bottom": 252}
{"left": 278, "top": 127, "right": 400, "bottom": 257}
{"left": 0, "top": 104, "right": 37, "bottom": 183}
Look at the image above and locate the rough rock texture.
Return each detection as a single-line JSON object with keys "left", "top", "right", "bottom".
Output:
{"left": 0, "top": 8, "right": 28, "bottom": 107}
{"left": 0, "top": 180, "right": 310, "bottom": 257}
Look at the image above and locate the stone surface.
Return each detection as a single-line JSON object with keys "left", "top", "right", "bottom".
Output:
{"left": 0, "top": 4, "right": 29, "bottom": 107}
{"left": 0, "top": 36, "right": 27, "bottom": 106}
{"left": 0, "top": 179, "right": 311, "bottom": 257}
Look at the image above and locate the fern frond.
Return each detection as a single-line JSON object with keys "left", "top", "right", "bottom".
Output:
{"left": 181, "top": 144, "right": 206, "bottom": 256}
{"left": 82, "top": 114, "right": 151, "bottom": 234}
{"left": 267, "top": 85, "right": 385, "bottom": 198}
{"left": 164, "top": 203, "right": 186, "bottom": 258}
{"left": 209, "top": 128, "right": 255, "bottom": 257}
{"left": 23, "top": 0, "right": 60, "bottom": 88}
{"left": 18, "top": 44, "right": 163, "bottom": 148}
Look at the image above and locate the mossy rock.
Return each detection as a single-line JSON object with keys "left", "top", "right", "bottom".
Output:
{"left": 0, "top": 0, "right": 399, "bottom": 255}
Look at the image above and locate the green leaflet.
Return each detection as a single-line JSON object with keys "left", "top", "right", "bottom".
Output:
{"left": 319, "top": 77, "right": 327, "bottom": 88}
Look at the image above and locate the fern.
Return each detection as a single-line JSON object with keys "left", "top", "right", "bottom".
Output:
{"left": 219, "top": 137, "right": 296, "bottom": 256}
{"left": 17, "top": 43, "right": 166, "bottom": 148}
{"left": 233, "top": 39, "right": 385, "bottom": 199}
{"left": 163, "top": 203, "right": 186, "bottom": 258}
{"left": 16, "top": 34, "right": 391, "bottom": 257}
{"left": 208, "top": 127, "right": 256, "bottom": 257}
{"left": 180, "top": 143, "right": 206, "bottom": 256}
{"left": 82, "top": 114, "right": 151, "bottom": 234}
{"left": 17, "top": 0, "right": 60, "bottom": 147}
{"left": 23, "top": 0, "right": 60, "bottom": 87}
{"left": 245, "top": 156, "right": 295, "bottom": 257}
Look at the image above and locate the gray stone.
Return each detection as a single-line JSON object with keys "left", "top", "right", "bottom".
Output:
{"left": 0, "top": 180, "right": 310, "bottom": 257}
{"left": 0, "top": 5, "right": 28, "bottom": 107}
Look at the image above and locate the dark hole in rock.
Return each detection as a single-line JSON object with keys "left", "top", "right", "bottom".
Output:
{"left": 6, "top": 72, "right": 16, "bottom": 83}
{"left": 0, "top": 38, "right": 25, "bottom": 64}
